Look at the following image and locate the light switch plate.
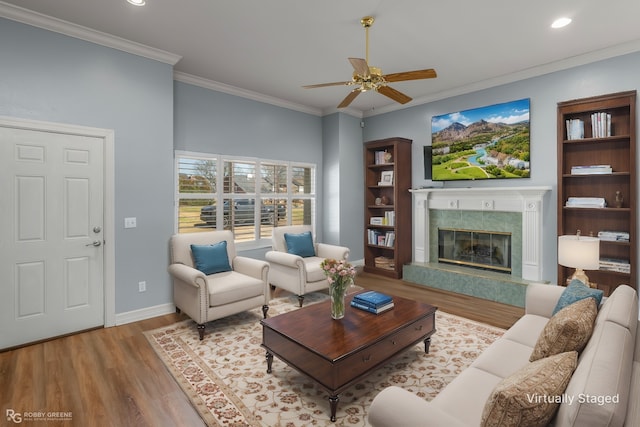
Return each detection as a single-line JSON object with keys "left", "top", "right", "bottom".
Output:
{"left": 124, "top": 217, "right": 137, "bottom": 228}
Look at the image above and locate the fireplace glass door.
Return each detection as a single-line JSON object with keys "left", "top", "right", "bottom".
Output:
{"left": 438, "top": 228, "right": 511, "bottom": 273}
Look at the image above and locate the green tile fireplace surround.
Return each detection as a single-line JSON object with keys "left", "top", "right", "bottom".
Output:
{"left": 407, "top": 187, "right": 552, "bottom": 308}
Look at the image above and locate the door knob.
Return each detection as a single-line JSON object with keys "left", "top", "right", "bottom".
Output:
{"left": 86, "top": 240, "right": 102, "bottom": 247}
{"left": 93, "top": 226, "right": 102, "bottom": 233}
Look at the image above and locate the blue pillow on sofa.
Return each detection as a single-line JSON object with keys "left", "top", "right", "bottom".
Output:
{"left": 284, "top": 231, "right": 316, "bottom": 257}
{"left": 553, "top": 278, "right": 604, "bottom": 315}
{"left": 190, "top": 241, "right": 232, "bottom": 275}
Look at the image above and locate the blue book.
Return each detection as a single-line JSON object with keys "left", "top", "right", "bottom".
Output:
{"left": 350, "top": 300, "right": 394, "bottom": 314}
{"left": 353, "top": 291, "right": 393, "bottom": 308}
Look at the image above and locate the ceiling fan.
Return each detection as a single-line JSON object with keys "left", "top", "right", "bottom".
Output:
{"left": 302, "top": 16, "right": 437, "bottom": 108}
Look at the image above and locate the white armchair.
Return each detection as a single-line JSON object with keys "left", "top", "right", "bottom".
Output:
{"left": 265, "top": 225, "right": 350, "bottom": 307}
{"left": 168, "top": 231, "right": 270, "bottom": 340}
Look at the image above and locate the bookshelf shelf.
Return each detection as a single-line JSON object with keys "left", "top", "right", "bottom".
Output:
{"left": 557, "top": 91, "right": 637, "bottom": 295}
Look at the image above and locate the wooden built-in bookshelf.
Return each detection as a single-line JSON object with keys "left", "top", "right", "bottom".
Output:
{"left": 363, "top": 137, "right": 412, "bottom": 279}
{"left": 557, "top": 91, "right": 637, "bottom": 295}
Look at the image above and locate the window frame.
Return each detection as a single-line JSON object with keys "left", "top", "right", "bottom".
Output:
{"left": 175, "top": 150, "right": 316, "bottom": 249}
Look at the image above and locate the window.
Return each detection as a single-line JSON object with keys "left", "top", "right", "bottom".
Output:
{"left": 175, "top": 151, "right": 316, "bottom": 246}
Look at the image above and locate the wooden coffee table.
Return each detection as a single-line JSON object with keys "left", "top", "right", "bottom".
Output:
{"left": 261, "top": 291, "right": 437, "bottom": 421}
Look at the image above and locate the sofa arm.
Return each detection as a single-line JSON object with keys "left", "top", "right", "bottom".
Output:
{"left": 525, "top": 282, "right": 565, "bottom": 318}
{"left": 316, "top": 243, "right": 350, "bottom": 260}
{"left": 368, "top": 386, "right": 467, "bottom": 427}
{"left": 168, "top": 263, "right": 207, "bottom": 288}
{"left": 265, "top": 250, "right": 305, "bottom": 269}
{"left": 233, "top": 256, "right": 269, "bottom": 282}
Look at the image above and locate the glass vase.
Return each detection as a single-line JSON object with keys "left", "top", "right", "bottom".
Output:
{"left": 329, "top": 284, "right": 347, "bottom": 320}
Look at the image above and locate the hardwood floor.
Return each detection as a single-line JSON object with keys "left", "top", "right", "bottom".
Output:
{"left": 0, "top": 272, "right": 523, "bottom": 426}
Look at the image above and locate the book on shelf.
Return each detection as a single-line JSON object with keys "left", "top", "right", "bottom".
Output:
{"left": 384, "top": 211, "right": 395, "bottom": 226}
{"left": 570, "top": 165, "right": 612, "bottom": 175}
{"left": 350, "top": 300, "right": 394, "bottom": 314}
{"left": 367, "top": 230, "right": 395, "bottom": 247}
{"left": 597, "top": 230, "right": 630, "bottom": 242}
{"left": 566, "top": 119, "right": 584, "bottom": 140}
{"left": 353, "top": 290, "right": 393, "bottom": 307}
{"left": 374, "top": 150, "right": 392, "bottom": 165}
{"left": 565, "top": 197, "right": 606, "bottom": 208}
{"left": 591, "top": 112, "right": 612, "bottom": 138}
{"left": 599, "top": 257, "right": 630, "bottom": 273}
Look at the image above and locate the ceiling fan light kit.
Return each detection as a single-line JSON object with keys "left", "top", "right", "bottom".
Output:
{"left": 303, "top": 16, "right": 437, "bottom": 108}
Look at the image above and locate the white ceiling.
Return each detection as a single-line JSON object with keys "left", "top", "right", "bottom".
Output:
{"left": 3, "top": 0, "right": 640, "bottom": 116}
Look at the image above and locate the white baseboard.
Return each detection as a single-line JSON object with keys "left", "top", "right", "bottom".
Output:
{"left": 115, "top": 302, "right": 176, "bottom": 326}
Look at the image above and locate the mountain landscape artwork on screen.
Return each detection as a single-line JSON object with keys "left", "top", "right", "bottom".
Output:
{"left": 431, "top": 98, "right": 530, "bottom": 181}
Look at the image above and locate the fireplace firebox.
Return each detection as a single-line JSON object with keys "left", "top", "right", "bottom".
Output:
{"left": 438, "top": 228, "right": 512, "bottom": 273}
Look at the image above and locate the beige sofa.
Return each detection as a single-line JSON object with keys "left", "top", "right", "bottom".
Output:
{"left": 368, "top": 283, "right": 639, "bottom": 426}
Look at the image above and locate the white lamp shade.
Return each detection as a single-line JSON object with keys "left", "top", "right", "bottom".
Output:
{"left": 558, "top": 235, "right": 600, "bottom": 270}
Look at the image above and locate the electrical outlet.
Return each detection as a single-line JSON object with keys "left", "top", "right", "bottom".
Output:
{"left": 124, "top": 217, "right": 137, "bottom": 228}
{"left": 138, "top": 281, "right": 146, "bottom": 292}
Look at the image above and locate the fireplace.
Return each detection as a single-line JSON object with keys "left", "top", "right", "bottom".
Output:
{"left": 438, "top": 228, "right": 512, "bottom": 273}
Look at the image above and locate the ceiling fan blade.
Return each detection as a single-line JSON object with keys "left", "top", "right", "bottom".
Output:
{"left": 302, "top": 81, "right": 351, "bottom": 89}
{"left": 377, "top": 85, "right": 412, "bottom": 104}
{"left": 337, "top": 90, "right": 361, "bottom": 108}
{"left": 348, "top": 58, "right": 370, "bottom": 77}
{"left": 384, "top": 68, "right": 437, "bottom": 82}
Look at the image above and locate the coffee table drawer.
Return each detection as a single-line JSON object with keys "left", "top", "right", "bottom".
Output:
{"left": 336, "top": 316, "right": 434, "bottom": 381}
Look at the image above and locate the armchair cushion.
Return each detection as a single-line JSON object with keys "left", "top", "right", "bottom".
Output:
{"left": 284, "top": 231, "right": 316, "bottom": 257}
{"left": 207, "top": 270, "right": 266, "bottom": 307}
{"left": 190, "top": 241, "right": 232, "bottom": 275}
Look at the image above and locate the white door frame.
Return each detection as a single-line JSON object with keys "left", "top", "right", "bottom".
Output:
{"left": 0, "top": 116, "right": 116, "bottom": 327}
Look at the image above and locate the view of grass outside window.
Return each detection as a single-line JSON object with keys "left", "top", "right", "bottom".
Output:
{"left": 176, "top": 152, "right": 315, "bottom": 244}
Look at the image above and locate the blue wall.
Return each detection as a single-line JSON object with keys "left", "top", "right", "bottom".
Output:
{"left": 0, "top": 18, "right": 175, "bottom": 314}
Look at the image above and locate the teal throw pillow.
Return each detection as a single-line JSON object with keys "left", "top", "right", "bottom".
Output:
{"left": 553, "top": 279, "right": 604, "bottom": 315}
{"left": 190, "top": 241, "right": 232, "bottom": 275}
{"left": 284, "top": 231, "right": 316, "bottom": 257}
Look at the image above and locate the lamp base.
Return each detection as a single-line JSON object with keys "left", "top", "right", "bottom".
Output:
{"left": 567, "top": 268, "right": 597, "bottom": 289}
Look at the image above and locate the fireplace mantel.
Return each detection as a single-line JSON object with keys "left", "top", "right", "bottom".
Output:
{"left": 410, "top": 186, "right": 552, "bottom": 281}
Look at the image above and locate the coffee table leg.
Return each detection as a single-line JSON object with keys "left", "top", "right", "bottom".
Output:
{"left": 329, "top": 395, "right": 339, "bottom": 422}
{"left": 424, "top": 336, "right": 432, "bottom": 354}
{"left": 265, "top": 351, "right": 273, "bottom": 374}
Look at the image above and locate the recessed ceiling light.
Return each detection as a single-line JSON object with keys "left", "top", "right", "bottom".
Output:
{"left": 127, "top": 0, "right": 146, "bottom": 6}
{"left": 551, "top": 17, "right": 572, "bottom": 29}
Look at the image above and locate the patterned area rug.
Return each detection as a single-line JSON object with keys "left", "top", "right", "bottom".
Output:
{"left": 144, "top": 293, "right": 505, "bottom": 426}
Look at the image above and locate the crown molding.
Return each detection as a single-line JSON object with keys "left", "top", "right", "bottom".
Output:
{"left": 173, "top": 71, "right": 323, "bottom": 117}
{"left": 0, "top": 1, "right": 181, "bottom": 65}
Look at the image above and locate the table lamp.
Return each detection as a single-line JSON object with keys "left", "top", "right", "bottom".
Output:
{"left": 558, "top": 232, "right": 600, "bottom": 288}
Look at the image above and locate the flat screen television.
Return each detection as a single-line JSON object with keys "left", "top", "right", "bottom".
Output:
{"left": 430, "top": 98, "right": 530, "bottom": 181}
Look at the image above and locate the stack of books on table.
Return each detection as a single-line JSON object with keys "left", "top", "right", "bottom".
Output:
{"left": 570, "top": 165, "right": 612, "bottom": 175}
{"left": 565, "top": 197, "right": 606, "bottom": 208}
{"left": 350, "top": 291, "right": 394, "bottom": 314}
{"left": 598, "top": 230, "right": 630, "bottom": 242}
{"left": 599, "top": 258, "right": 631, "bottom": 274}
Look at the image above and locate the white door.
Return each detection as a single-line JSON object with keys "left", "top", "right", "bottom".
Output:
{"left": 0, "top": 126, "right": 104, "bottom": 349}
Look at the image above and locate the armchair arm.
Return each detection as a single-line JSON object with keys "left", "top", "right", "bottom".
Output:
{"left": 525, "top": 282, "right": 565, "bottom": 318}
{"left": 265, "top": 250, "right": 305, "bottom": 269}
{"left": 316, "top": 243, "right": 350, "bottom": 260}
{"left": 233, "top": 256, "right": 269, "bottom": 282}
{"left": 167, "top": 263, "right": 207, "bottom": 288}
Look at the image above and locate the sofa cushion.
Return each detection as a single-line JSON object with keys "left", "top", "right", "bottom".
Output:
{"left": 471, "top": 338, "right": 535, "bottom": 379}
{"left": 553, "top": 279, "right": 603, "bottom": 315}
{"left": 595, "top": 284, "right": 638, "bottom": 333}
{"left": 530, "top": 297, "right": 597, "bottom": 362}
{"left": 190, "top": 241, "right": 232, "bottom": 275}
{"left": 481, "top": 351, "right": 578, "bottom": 427}
{"left": 284, "top": 231, "right": 316, "bottom": 257}
{"left": 555, "top": 321, "right": 633, "bottom": 427}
